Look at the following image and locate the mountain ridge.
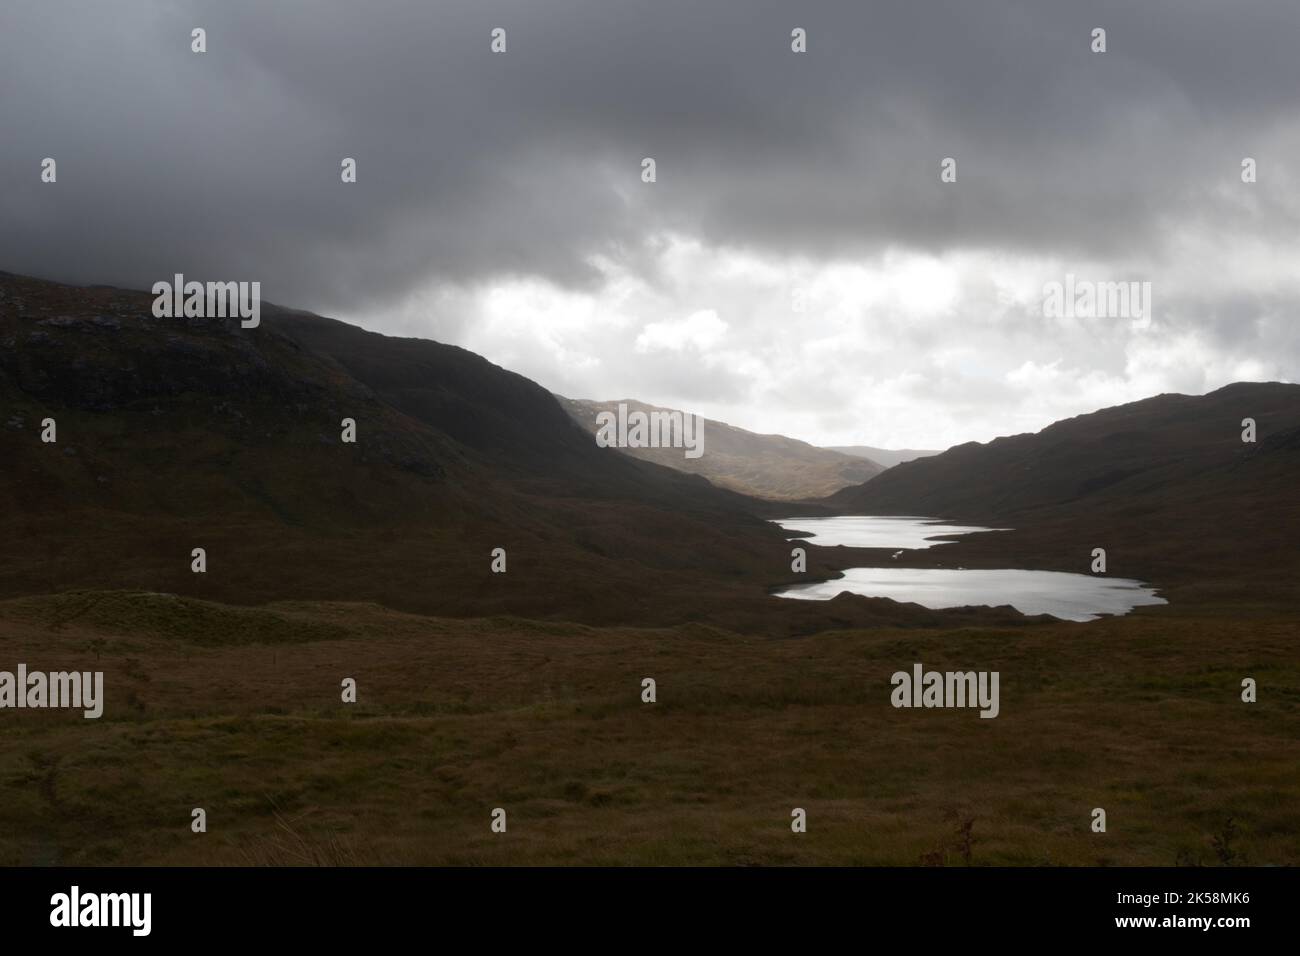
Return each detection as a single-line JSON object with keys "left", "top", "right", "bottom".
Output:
{"left": 825, "top": 446, "right": 940, "bottom": 468}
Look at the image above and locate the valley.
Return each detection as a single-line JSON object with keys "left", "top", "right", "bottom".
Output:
{"left": 1, "top": 270, "right": 1297, "bottom": 867}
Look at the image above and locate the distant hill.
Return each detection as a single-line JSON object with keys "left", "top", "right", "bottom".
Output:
{"left": 827, "top": 384, "right": 1300, "bottom": 519}
{"left": 558, "top": 396, "right": 883, "bottom": 499}
{"left": 825, "top": 446, "right": 941, "bottom": 469}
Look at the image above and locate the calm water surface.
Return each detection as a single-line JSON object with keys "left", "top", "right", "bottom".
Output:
{"left": 772, "top": 516, "right": 1166, "bottom": 622}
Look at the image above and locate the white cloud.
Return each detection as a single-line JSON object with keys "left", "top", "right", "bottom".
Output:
{"left": 635, "top": 309, "right": 728, "bottom": 353}
{"left": 345, "top": 231, "right": 1298, "bottom": 450}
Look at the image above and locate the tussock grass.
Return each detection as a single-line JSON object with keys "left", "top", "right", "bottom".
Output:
{"left": 0, "top": 592, "right": 1295, "bottom": 866}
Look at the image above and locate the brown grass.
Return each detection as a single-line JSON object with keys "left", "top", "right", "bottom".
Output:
{"left": 0, "top": 592, "right": 1294, "bottom": 866}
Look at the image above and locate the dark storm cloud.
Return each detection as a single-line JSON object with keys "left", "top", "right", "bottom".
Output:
{"left": 2, "top": 0, "right": 1297, "bottom": 314}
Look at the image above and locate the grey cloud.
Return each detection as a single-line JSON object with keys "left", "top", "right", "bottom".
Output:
{"left": 4, "top": 0, "right": 1299, "bottom": 313}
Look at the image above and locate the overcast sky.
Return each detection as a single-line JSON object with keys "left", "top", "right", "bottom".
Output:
{"left": 4, "top": 0, "right": 1298, "bottom": 448}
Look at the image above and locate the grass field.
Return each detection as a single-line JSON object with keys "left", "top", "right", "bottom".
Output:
{"left": 1, "top": 590, "right": 1294, "bottom": 866}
